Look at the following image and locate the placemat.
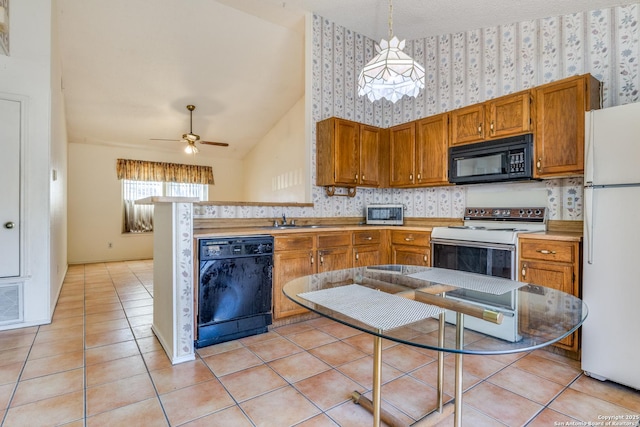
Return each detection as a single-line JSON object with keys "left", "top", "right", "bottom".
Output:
{"left": 407, "top": 269, "right": 526, "bottom": 294}
{"left": 298, "top": 284, "right": 443, "bottom": 331}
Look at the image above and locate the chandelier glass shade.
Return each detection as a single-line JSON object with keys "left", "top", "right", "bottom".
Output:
{"left": 357, "top": 0, "right": 425, "bottom": 103}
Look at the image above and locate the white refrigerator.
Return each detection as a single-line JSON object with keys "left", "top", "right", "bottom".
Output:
{"left": 582, "top": 101, "right": 640, "bottom": 390}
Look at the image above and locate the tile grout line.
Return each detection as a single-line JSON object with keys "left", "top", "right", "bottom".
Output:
{"left": 105, "top": 261, "right": 172, "bottom": 426}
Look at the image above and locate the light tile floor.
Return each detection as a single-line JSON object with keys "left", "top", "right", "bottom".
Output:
{"left": 1, "top": 260, "right": 639, "bottom": 426}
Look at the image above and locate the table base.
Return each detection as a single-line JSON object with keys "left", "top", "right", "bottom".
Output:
{"left": 352, "top": 312, "right": 465, "bottom": 427}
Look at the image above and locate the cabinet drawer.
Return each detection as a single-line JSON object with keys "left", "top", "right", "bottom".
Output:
{"left": 317, "top": 232, "right": 351, "bottom": 248}
{"left": 353, "top": 230, "right": 381, "bottom": 246}
{"left": 274, "top": 234, "right": 314, "bottom": 251}
{"left": 390, "top": 230, "right": 430, "bottom": 246}
{"left": 519, "top": 240, "right": 575, "bottom": 263}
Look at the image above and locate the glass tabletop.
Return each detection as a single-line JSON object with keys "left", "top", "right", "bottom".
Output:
{"left": 283, "top": 265, "right": 588, "bottom": 355}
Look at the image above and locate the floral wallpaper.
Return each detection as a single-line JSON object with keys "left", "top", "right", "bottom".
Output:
{"left": 196, "top": 3, "right": 639, "bottom": 222}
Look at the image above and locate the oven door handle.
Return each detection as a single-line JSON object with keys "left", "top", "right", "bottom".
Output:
{"left": 430, "top": 238, "right": 515, "bottom": 251}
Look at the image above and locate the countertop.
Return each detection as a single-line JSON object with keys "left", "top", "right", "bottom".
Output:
{"left": 194, "top": 223, "right": 584, "bottom": 241}
{"left": 193, "top": 224, "right": 433, "bottom": 239}
{"left": 518, "top": 230, "right": 583, "bottom": 242}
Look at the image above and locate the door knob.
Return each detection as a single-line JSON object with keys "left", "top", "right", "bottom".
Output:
{"left": 4, "top": 222, "right": 15, "bottom": 229}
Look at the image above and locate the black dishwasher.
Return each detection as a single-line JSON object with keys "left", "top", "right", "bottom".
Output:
{"left": 196, "top": 235, "right": 273, "bottom": 348}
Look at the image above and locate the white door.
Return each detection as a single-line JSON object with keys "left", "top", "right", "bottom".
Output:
{"left": 0, "top": 98, "right": 21, "bottom": 277}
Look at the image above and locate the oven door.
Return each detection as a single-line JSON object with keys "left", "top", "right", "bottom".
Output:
{"left": 430, "top": 238, "right": 516, "bottom": 310}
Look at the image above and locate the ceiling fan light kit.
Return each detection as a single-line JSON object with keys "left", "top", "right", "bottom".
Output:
{"left": 184, "top": 141, "right": 199, "bottom": 154}
{"left": 357, "top": 0, "right": 425, "bottom": 103}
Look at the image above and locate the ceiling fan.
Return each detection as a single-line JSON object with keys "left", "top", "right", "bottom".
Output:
{"left": 151, "top": 104, "right": 229, "bottom": 153}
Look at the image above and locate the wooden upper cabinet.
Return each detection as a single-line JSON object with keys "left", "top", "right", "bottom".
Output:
{"left": 316, "top": 117, "right": 385, "bottom": 188}
{"left": 359, "top": 124, "right": 385, "bottom": 187}
{"left": 415, "top": 113, "right": 449, "bottom": 186}
{"left": 488, "top": 93, "right": 532, "bottom": 138}
{"left": 389, "top": 122, "right": 416, "bottom": 187}
{"left": 450, "top": 91, "right": 532, "bottom": 146}
{"left": 450, "top": 104, "right": 485, "bottom": 145}
{"left": 533, "top": 74, "right": 601, "bottom": 178}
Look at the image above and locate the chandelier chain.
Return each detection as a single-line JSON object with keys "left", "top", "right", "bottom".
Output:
{"left": 388, "top": 0, "right": 393, "bottom": 39}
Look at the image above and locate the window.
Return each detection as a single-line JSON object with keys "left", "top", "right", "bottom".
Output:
{"left": 122, "top": 180, "right": 207, "bottom": 233}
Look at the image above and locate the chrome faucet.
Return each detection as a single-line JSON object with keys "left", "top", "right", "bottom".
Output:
{"left": 282, "top": 214, "right": 287, "bottom": 225}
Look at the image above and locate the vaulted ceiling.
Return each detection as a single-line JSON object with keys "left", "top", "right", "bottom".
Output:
{"left": 58, "top": 0, "right": 630, "bottom": 159}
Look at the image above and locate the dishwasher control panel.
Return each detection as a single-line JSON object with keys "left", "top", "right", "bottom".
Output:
{"left": 200, "top": 236, "right": 273, "bottom": 260}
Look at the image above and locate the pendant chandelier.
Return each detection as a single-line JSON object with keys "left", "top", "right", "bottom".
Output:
{"left": 357, "top": 0, "right": 425, "bottom": 103}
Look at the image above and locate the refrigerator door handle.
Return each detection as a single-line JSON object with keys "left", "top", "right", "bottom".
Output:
{"left": 585, "top": 186, "right": 594, "bottom": 264}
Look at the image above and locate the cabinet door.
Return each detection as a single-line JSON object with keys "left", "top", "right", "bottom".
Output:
{"left": 353, "top": 244, "right": 384, "bottom": 268}
{"left": 392, "top": 245, "right": 430, "bottom": 266}
{"left": 359, "top": 124, "right": 382, "bottom": 187}
{"left": 450, "top": 104, "right": 485, "bottom": 146}
{"left": 488, "top": 92, "right": 532, "bottom": 138}
{"left": 273, "top": 250, "right": 315, "bottom": 319}
{"left": 334, "top": 119, "right": 361, "bottom": 185}
{"left": 520, "top": 260, "right": 577, "bottom": 350}
{"left": 318, "top": 247, "right": 352, "bottom": 272}
{"left": 389, "top": 122, "right": 416, "bottom": 187}
{"left": 415, "top": 113, "right": 449, "bottom": 186}
{"left": 533, "top": 75, "right": 599, "bottom": 178}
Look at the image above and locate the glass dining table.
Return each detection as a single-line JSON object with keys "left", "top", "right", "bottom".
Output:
{"left": 282, "top": 265, "right": 588, "bottom": 427}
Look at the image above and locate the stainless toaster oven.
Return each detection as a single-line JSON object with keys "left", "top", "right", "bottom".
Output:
{"left": 365, "top": 204, "right": 404, "bottom": 225}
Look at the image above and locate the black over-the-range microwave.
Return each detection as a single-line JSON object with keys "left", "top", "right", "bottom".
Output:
{"left": 448, "top": 133, "right": 535, "bottom": 185}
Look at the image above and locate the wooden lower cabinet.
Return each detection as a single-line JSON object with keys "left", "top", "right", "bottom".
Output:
{"left": 272, "top": 235, "right": 315, "bottom": 319}
{"left": 352, "top": 230, "right": 386, "bottom": 267}
{"left": 317, "top": 232, "right": 352, "bottom": 273}
{"left": 518, "top": 236, "right": 581, "bottom": 352}
{"left": 390, "top": 230, "right": 431, "bottom": 266}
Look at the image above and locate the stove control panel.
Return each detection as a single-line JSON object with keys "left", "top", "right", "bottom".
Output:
{"left": 464, "top": 207, "right": 546, "bottom": 222}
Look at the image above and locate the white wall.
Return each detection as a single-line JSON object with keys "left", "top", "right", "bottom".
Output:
{"left": 0, "top": 0, "right": 56, "bottom": 326}
{"left": 50, "top": 0, "right": 68, "bottom": 316}
{"left": 243, "top": 96, "right": 306, "bottom": 202}
{"left": 67, "top": 143, "right": 243, "bottom": 264}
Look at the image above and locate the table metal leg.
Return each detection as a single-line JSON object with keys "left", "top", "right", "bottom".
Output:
{"left": 454, "top": 312, "right": 464, "bottom": 427}
{"left": 373, "top": 332, "right": 382, "bottom": 427}
{"left": 437, "top": 311, "right": 445, "bottom": 412}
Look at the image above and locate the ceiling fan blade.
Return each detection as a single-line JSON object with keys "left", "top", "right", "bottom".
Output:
{"left": 200, "top": 141, "right": 229, "bottom": 147}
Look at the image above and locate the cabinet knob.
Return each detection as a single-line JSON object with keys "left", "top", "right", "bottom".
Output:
{"left": 477, "top": 124, "right": 482, "bottom": 135}
{"left": 423, "top": 254, "right": 428, "bottom": 263}
{"left": 490, "top": 121, "right": 495, "bottom": 134}
{"left": 355, "top": 251, "right": 359, "bottom": 261}
{"left": 537, "top": 249, "right": 557, "bottom": 255}
{"left": 361, "top": 174, "right": 365, "bottom": 181}
{"left": 310, "top": 252, "right": 314, "bottom": 265}
{"left": 364, "top": 236, "right": 372, "bottom": 241}
{"left": 409, "top": 173, "right": 413, "bottom": 181}
{"left": 354, "top": 173, "right": 358, "bottom": 182}
{"left": 4, "top": 222, "right": 15, "bottom": 229}
{"left": 417, "top": 173, "right": 421, "bottom": 181}
{"left": 521, "top": 263, "right": 527, "bottom": 278}
{"left": 536, "top": 158, "right": 542, "bottom": 171}
{"left": 404, "top": 237, "right": 414, "bottom": 242}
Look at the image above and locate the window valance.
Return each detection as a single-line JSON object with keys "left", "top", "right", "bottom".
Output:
{"left": 116, "top": 159, "right": 214, "bottom": 185}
